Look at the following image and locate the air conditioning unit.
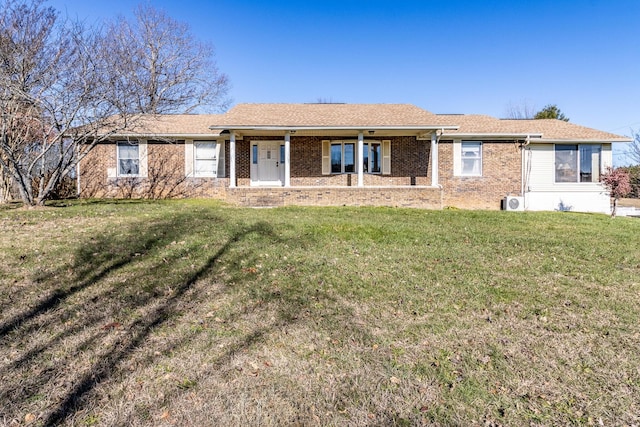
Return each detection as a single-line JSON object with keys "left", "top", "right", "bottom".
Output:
{"left": 504, "top": 196, "right": 524, "bottom": 211}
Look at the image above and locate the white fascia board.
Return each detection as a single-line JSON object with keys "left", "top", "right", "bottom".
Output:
{"left": 109, "top": 133, "right": 224, "bottom": 139}
{"left": 537, "top": 138, "right": 633, "bottom": 143}
{"left": 439, "top": 133, "right": 543, "bottom": 139}
{"left": 209, "top": 125, "right": 460, "bottom": 132}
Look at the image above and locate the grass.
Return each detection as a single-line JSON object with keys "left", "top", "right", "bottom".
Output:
{"left": 1, "top": 199, "right": 639, "bottom": 426}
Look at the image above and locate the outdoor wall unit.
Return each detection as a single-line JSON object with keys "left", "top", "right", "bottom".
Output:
{"left": 503, "top": 196, "right": 524, "bottom": 211}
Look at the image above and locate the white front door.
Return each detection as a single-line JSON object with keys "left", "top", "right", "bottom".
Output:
{"left": 257, "top": 141, "right": 282, "bottom": 185}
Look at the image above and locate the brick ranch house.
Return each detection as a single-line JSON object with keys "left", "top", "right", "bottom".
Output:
{"left": 78, "top": 103, "right": 630, "bottom": 213}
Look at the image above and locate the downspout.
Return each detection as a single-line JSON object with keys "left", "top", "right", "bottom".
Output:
{"left": 430, "top": 128, "right": 443, "bottom": 187}
{"left": 521, "top": 134, "right": 531, "bottom": 208}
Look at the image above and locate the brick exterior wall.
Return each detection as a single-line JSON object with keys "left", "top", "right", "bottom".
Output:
{"left": 80, "top": 141, "right": 227, "bottom": 199}
{"left": 438, "top": 140, "right": 522, "bottom": 209}
{"left": 79, "top": 136, "right": 523, "bottom": 210}
{"left": 79, "top": 143, "right": 114, "bottom": 197}
{"left": 226, "top": 186, "right": 442, "bottom": 209}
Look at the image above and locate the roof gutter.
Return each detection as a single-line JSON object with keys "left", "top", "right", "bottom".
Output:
{"left": 209, "top": 125, "right": 460, "bottom": 132}
{"left": 439, "top": 133, "right": 543, "bottom": 139}
{"left": 107, "top": 133, "right": 223, "bottom": 139}
{"left": 536, "top": 138, "right": 633, "bottom": 143}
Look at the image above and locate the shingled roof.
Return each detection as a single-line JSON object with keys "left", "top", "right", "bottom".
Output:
{"left": 210, "top": 103, "right": 456, "bottom": 128}
{"left": 108, "top": 114, "right": 223, "bottom": 137}
{"left": 435, "top": 114, "right": 629, "bottom": 141}
{"left": 103, "top": 104, "right": 629, "bottom": 142}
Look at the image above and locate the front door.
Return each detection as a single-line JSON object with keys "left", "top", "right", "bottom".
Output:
{"left": 257, "top": 141, "right": 282, "bottom": 185}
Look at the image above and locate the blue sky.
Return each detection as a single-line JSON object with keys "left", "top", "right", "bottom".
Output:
{"left": 49, "top": 0, "right": 640, "bottom": 164}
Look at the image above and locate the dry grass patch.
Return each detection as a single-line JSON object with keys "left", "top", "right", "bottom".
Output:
{"left": 619, "top": 198, "right": 640, "bottom": 208}
{"left": 1, "top": 200, "right": 639, "bottom": 426}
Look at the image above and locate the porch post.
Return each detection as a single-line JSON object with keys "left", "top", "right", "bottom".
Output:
{"left": 229, "top": 131, "right": 236, "bottom": 188}
{"left": 357, "top": 131, "right": 364, "bottom": 187}
{"left": 284, "top": 131, "right": 291, "bottom": 187}
{"left": 431, "top": 131, "right": 439, "bottom": 186}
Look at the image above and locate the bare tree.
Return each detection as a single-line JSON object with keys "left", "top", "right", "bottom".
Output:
{"left": 627, "top": 131, "right": 640, "bottom": 165}
{"left": 0, "top": 1, "right": 231, "bottom": 206}
{"left": 503, "top": 100, "right": 538, "bottom": 119}
{"left": 0, "top": 0, "right": 140, "bottom": 206}
{"left": 105, "top": 4, "right": 230, "bottom": 114}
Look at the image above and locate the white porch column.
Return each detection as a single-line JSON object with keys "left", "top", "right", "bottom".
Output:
{"left": 431, "top": 131, "right": 439, "bottom": 186}
{"left": 229, "top": 131, "right": 236, "bottom": 188}
{"left": 284, "top": 131, "right": 291, "bottom": 187}
{"left": 357, "top": 131, "right": 364, "bottom": 187}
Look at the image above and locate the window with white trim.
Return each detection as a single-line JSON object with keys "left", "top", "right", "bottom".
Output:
{"left": 461, "top": 141, "right": 482, "bottom": 176}
{"left": 194, "top": 141, "right": 218, "bottom": 177}
{"left": 331, "top": 142, "right": 355, "bottom": 173}
{"left": 555, "top": 144, "right": 601, "bottom": 183}
{"left": 323, "top": 140, "right": 390, "bottom": 175}
{"left": 363, "top": 142, "right": 381, "bottom": 173}
{"left": 117, "top": 142, "right": 139, "bottom": 176}
{"left": 330, "top": 141, "right": 383, "bottom": 174}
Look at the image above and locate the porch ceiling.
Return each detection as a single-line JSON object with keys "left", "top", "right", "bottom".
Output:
{"left": 228, "top": 128, "right": 444, "bottom": 138}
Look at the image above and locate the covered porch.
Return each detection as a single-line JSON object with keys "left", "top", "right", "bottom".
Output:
{"left": 206, "top": 103, "right": 459, "bottom": 208}
{"left": 219, "top": 128, "right": 453, "bottom": 190}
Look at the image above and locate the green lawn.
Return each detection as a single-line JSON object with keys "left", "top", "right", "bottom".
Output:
{"left": 1, "top": 200, "right": 639, "bottom": 426}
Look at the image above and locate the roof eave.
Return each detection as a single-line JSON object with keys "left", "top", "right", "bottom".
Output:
{"left": 109, "top": 132, "right": 223, "bottom": 139}
{"left": 209, "top": 125, "right": 460, "bottom": 132}
{"left": 536, "top": 138, "right": 633, "bottom": 143}
{"left": 440, "top": 133, "right": 544, "bottom": 139}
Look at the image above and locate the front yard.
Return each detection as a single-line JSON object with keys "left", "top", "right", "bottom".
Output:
{"left": 1, "top": 200, "right": 639, "bottom": 426}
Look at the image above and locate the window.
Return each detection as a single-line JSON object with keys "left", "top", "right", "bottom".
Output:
{"left": 363, "top": 142, "right": 381, "bottom": 173}
{"left": 323, "top": 140, "right": 390, "bottom": 175}
{"left": 555, "top": 144, "right": 601, "bottom": 183}
{"left": 331, "top": 143, "right": 355, "bottom": 173}
{"left": 330, "top": 142, "right": 360, "bottom": 173}
{"left": 331, "top": 144, "right": 341, "bottom": 173}
{"left": 580, "top": 145, "right": 601, "bottom": 182}
{"left": 344, "top": 143, "right": 355, "bottom": 172}
{"left": 252, "top": 145, "right": 258, "bottom": 165}
{"left": 194, "top": 142, "right": 218, "bottom": 177}
{"left": 117, "top": 142, "right": 139, "bottom": 176}
{"left": 461, "top": 141, "right": 482, "bottom": 176}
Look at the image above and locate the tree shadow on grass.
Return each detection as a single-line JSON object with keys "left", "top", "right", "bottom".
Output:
{"left": 41, "top": 222, "right": 279, "bottom": 426}
{"left": 0, "top": 206, "right": 373, "bottom": 426}
{"left": 0, "top": 209, "right": 291, "bottom": 424}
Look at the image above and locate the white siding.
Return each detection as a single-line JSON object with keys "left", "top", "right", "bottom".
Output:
{"left": 524, "top": 143, "right": 611, "bottom": 214}
{"left": 526, "top": 191, "right": 610, "bottom": 214}
{"left": 525, "top": 144, "right": 554, "bottom": 191}
{"left": 602, "top": 144, "right": 612, "bottom": 169}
